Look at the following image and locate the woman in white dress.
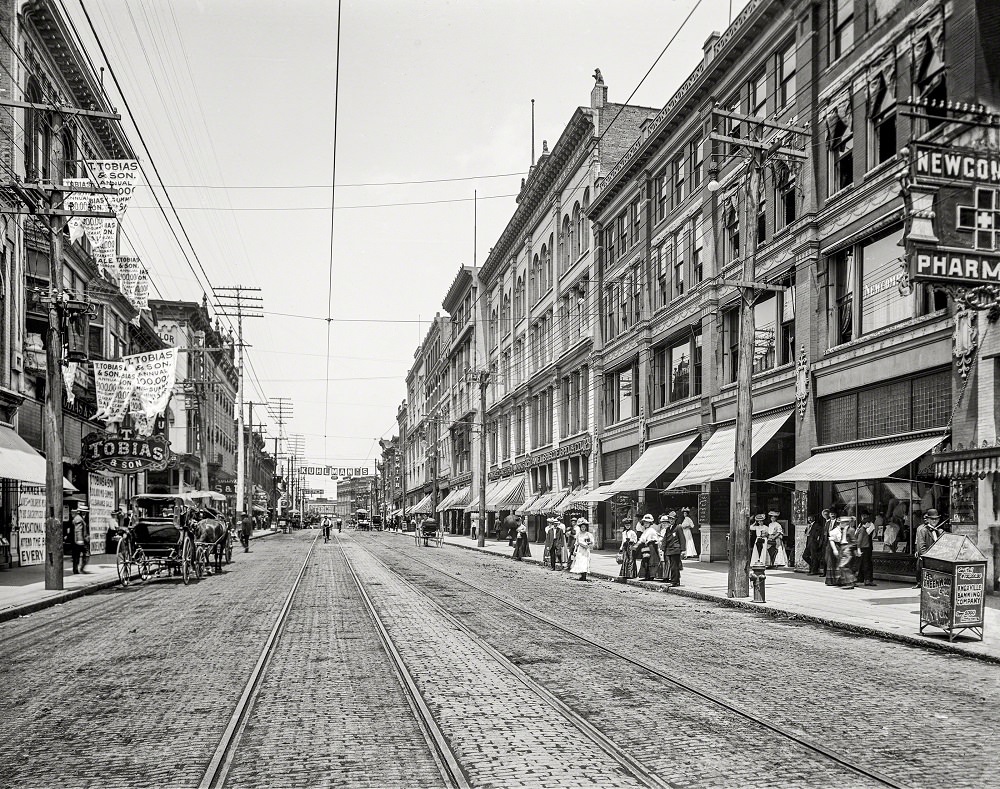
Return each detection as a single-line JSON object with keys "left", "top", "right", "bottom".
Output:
{"left": 679, "top": 507, "right": 698, "bottom": 559}
{"left": 571, "top": 518, "right": 595, "bottom": 581}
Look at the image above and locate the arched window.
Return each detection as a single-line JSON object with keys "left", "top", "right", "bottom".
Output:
{"left": 560, "top": 215, "right": 570, "bottom": 273}
{"left": 501, "top": 292, "right": 511, "bottom": 335}
{"left": 515, "top": 275, "right": 525, "bottom": 320}
{"left": 531, "top": 253, "right": 540, "bottom": 303}
{"left": 580, "top": 189, "right": 591, "bottom": 253}
{"left": 24, "top": 78, "right": 49, "bottom": 180}
{"left": 538, "top": 245, "right": 548, "bottom": 296}
{"left": 545, "top": 235, "right": 553, "bottom": 290}
{"left": 490, "top": 308, "right": 498, "bottom": 349}
{"left": 571, "top": 203, "right": 581, "bottom": 260}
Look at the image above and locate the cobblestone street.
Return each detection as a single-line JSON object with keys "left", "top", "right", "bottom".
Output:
{"left": 0, "top": 530, "right": 996, "bottom": 788}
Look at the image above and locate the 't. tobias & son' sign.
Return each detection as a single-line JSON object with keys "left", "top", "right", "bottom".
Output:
{"left": 909, "top": 143, "right": 1000, "bottom": 287}
{"left": 300, "top": 462, "right": 375, "bottom": 478}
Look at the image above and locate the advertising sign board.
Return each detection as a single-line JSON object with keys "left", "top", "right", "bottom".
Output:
{"left": 82, "top": 431, "right": 170, "bottom": 474}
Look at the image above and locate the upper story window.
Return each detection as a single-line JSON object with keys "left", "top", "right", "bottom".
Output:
{"left": 580, "top": 189, "right": 590, "bottom": 253}
{"left": 830, "top": 0, "right": 855, "bottom": 63}
{"left": 775, "top": 164, "right": 797, "bottom": 231}
{"left": 777, "top": 40, "right": 796, "bottom": 109}
{"left": 530, "top": 253, "right": 540, "bottom": 303}
{"left": 489, "top": 307, "right": 498, "bottom": 350}
{"left": 653, "top": 331, "right": 703, "bottom": 409}
{"left": 868, "top": 76, "right": 897, "bottom": 168}
{"left": 654, "top": 245, "right": 667, "bottom": 309}
{"left": 673, "top": 230, "right": 685, "bottom": 298}
{"left": 24, "top": 78, "right": 49, "bottom": 181}
{"left": 603, "top": 361, "right": 638, "bottom": 425}
{"left": 914, "top": 30, "right": 946, "bottom": 134}
{"left": 866, "top": 0, "right": 900, "bottom": 30}
{"left": 570, "top": 202, "right": 581, "bottom": 259}
{"left": 749, "top": 68, "right": 767, "bottom": 118}
{"left": 559, "top": 215, "right": 571, "bottom": 274}
{"left": 672, "top": 153, "right": 686, "bottom": 206}
{"left": 829, "top": 117, "right": 854, "bottom": 194}
{"left": 724, "top": 205, "right": 740, "bottom": 266}
{"left": 616, "top": 209, "right": 629, "bottom": 258}
{"left": 629, "top": 197, "right": 641, "bottom": 246}
{"left": 514, "top": 275, "right": 525, "bottom": 321}
{"left": 654, "top": 169, "right": 667, "bottom": 223}
{"left": 688, "top": 138, "right": 703, "bottom": 192}
{"left": 692, "top": 213, "right": 704, "bottom": 284}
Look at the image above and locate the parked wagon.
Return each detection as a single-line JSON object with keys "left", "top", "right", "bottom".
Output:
{"left": 115, "top": 494, "right": 230, "bottom": 586}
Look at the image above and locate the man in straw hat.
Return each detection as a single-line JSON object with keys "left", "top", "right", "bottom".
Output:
{"left": 71, "top": 504, "right": 91, "bottom": 574}
{"left": 659, "top": 512, "right": 682, "bottom": 586}
{"left": 637, "top": 514, "right": 660, "bottom": 581}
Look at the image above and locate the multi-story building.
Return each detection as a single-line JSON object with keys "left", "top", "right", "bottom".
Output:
{"left": 336, "top": 475, "right": 377, "bottom": 516}
{"left": 475, "top": 73, "right": 657, "bottom": 544}
{"left": 587, "top": 0, "right": 998, "bottom": 585}
{"left": 150, "top": 298, "right": 238, "bottom": 502}
{"left": 378, "top": 436, "right": 401, "bottom": 523}
{"left": 0, "top": 0, "right": 164, "bottom": 563}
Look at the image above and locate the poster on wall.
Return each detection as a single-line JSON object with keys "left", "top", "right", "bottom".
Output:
{"left": 88, "top": 474, "right": 116, "bottom": 555}
{"left": 17, "top": 487, "right": 46, "bottom": 567}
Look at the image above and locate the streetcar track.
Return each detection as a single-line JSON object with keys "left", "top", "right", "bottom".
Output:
{"left": 198, "top": 532, "right": 320, "bottom": 789}
{"left": 370, "top": 535, "right": 913, "bottom": 789}
{"left": 336, "top": 535, "right": 471, "bottom": 789}
{"left": 345, "top": 538, "right": 673, "bottom": 789}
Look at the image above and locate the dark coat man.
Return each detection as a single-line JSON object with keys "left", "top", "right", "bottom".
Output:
{"left": 659, "top": 512, "right": 682, "bottom": 586}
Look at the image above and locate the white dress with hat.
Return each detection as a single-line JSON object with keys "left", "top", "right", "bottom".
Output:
{"left": 679, "top": 513, "right": 697, "bottom": 559}
{"left": 570, "top": 530, "right": 594, "bottom": 574}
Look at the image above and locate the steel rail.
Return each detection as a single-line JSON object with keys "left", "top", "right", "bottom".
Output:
{"left": 336, "top": 536, "right": 470, "bottom": 789}
{"left": 198, "top": 532, "right": 319, "bottom": 789}
{"left": 382, "top": 539, "right": 913, "bottom": 789}
{"left": 349, "top": 541, "right": 674, "bottom": 789}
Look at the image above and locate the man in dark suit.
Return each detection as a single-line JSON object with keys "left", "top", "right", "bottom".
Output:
{"left": 913, "top": 509, "right": 941, "bottom": 588}
{"left": 659, "top": 512, "right": 683, "bottom": 587}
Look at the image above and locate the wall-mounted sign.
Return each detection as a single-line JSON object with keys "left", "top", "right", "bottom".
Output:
{"left": 908, "top": 143, "right": 1000, "bottom": 289}
{"left": 82, "top": 431, "right": 170, "bottom": 474}
{"left": 301, "top": 462, "right": 374, "bottom": 477}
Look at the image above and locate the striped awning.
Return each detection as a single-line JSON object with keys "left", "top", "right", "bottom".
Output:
{"left": 437, "top": 486, "right": 470, "bottom": 510}
{"left": 524, "top": 489, "right": 564, "bottom": 515}
{"left": 556, "top": 489, "right": 588, "bottom": 513}
{"left": 495, "top": 477, "right": 525, "bottom": 510}
{"left": 466, "top": 479, "right": 504, "bottom": 512}
{"left": 935, "top": 453, "right": 1000, "bottom": 479}
{"left": 516, "top": 492, "right": 541, "bottom": 514}
{"left": 408, "top": 493, "right": 433, "bottom": 515}
{"left": 769, "top": 435, "right": 946, "bottom": 483}
{"left": 669, "top": 411, "right": 791, "bottom": 489}
{"left": 573, "top": 485, "right": 618, "bottom": 503}
{"left": 606, "top": 433, "right": 698, "bottom": 492}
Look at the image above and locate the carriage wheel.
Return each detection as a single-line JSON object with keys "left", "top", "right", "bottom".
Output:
{"left": 195, "top": 546, "right": 205, "bottom": 579}
{"left": 116, "top": 537, "right": 133, "bottom": 586}
{"left": 135, "top": 549, "right": 150, "bottom": 581}
{"left": 181, "top": 534, "right": 194, "bottom": 586}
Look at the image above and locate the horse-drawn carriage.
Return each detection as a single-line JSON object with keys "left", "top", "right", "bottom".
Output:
{"left": 115, "top": 494, "right": 231, "bottom": 586}
{"left": 355, "top": 509, "right": 371, "bottom": 531}
{"left": 415, "top": 516, "right": 444, "bottom": 548}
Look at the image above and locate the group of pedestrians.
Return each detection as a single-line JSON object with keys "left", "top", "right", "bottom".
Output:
{"left": 803, "top": 507, "right": 946, "bottom": 590}
{"left": 618, "top": 510, "right": 693, "bottom": 587}
{"left": 507, "top": 513, "right": 595, "bottom": 581}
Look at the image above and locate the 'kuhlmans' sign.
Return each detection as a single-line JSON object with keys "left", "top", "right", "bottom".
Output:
{"left": 82, "top": 430, "right": 170, "bottom": 474}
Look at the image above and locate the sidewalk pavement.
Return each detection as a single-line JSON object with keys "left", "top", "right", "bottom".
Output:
{"left": 429, "top": 532, "right": 1000, "bottom": 664}
{"left": 0, "top": 527, "right": 280, "bottom": 624}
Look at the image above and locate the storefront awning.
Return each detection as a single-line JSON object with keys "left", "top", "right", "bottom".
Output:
{"left": 494, "top": 477, "right": 525, "bottom": 510}
{"left": 516, "top": 492, "right": 541, "bottom": 514}
{"left": 524, "top": 489, "right": 567, "bottom": 515}
{"left": 437, "top": 486, "right": 469, "bottom": 510}
{"left": 466, "top": 480, "right": 503, "bottom": 512}
{"left": 935, "top": 447, "right": 1000, "bottom": 480}
{"left": 606, "top": 434, "right": 698, "bottom": 492}
{"left": 556, "top": 488, "right": 588, "bottom": 513}
{"left": 573, "top": 485, "right": 618, "bottom": 503}
{"left": 0, "top": 426, "right": 76, "bottom": 491}
{"left": 668, "top": 410, "right": 792, "bottom": 489}
{"left": 409, "top": 493, "right": 433, "bottom": 515}
{"left": 768, "top": 434, "right": 946, "bottom": 483}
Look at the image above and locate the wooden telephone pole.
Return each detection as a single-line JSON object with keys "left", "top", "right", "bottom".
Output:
{"left": 0, "top": 98, "right": 120, "bottom": 590}
{"left": 213, "top": 287, "right": 262, "bottom": 517}
{"left": 709, "top": 107, "right": 807, "bottom": 598}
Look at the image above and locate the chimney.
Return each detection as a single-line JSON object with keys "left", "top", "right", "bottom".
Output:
{"left": 703, "top": 31, "right": 721, "bottom": 63}
{"left": 591, "top": 68, "right": 607, "bottom": 109}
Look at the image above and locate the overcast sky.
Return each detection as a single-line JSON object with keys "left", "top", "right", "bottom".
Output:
{"left": 66, "top": 0, "right": 749, "bottom": 497}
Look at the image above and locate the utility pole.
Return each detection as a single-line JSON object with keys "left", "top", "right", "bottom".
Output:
{"left": 214, "top": 287, "right": 262, "bottom": 517}
{"left": 244, "top": 400, "right": 268, "bottom": 516}
{"left": 268, "top": 397, "right": 292, "bottom": 514}
{"left": 0, "top": 97, "right": 120, "bottom": 591}
{"left": 469, "top": 370, "right": 490, "bottom": 547}
{"left": 429, "top": 412, "right": 438, "bottom": 525}
{"left": 708, "top": 107, "right": 807, "bottom": 599}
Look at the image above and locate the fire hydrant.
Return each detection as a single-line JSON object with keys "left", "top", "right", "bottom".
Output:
{"left": 750, "top": 562, "right": 767, "bottom": 603}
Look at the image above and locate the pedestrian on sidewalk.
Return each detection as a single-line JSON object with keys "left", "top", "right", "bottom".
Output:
{"left": 857, "top": 511, "right": 877, "bottom": 586}
{"left": 570, "top": 519, "right": 594, "bottom": 580}
{"left": 512, "top": 522, "right": 531, "bottom": 561}
{"left": 913, "top": 509, "right": 942, "bottom": 588}
{"left": 544, "top": 518, "right": 564, "bottom": 569}
{"left": 766, "top": 511, "right": 788, "bottom": 568}
{"left": 750, "top": 513, "right": 768, "bottom": 566}
{"left": 837, "top": 516, "right": 859, "bottom": 590}
{"left": 566, "top": 518, "right": 579, "bottom": 572}
{"left": 825, "top": 512, "right": 842, "bottom": 586}
{"left": 804, "top": 514, "right": 825, "bottom": 575}
{"left": 659, "top": 512, "right": 682, "bottom": 587}
{"left": 504, "top": 512, "right": 520, "bottom": 547}
{"left": 618, "top": 518, "right": 638, "bottom": 581}
{"left": 240, "top": 512, "right": 253, "bottom": 552}
{"left": 71, "top": 505, "right": 90, "bottom": 574}
{"left": 679, "top": 507, "right": 698, "bottom": 559}
{"left": 637, "top": 514, "right": 660, "bottom": 581}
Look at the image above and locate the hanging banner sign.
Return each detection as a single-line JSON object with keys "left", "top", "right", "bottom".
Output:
{"left": 82, "top": 216, "right": 117, "bottom": 252}
{"left": 87, "top": 473, "right": 116, "bottom": 555}
{"left": 92, "top": 360, "right": 137, "bottom": 422}
{"left": 133, "top": 269, "right": 150, "bottom": 311}
{"left": 129, "top": 348, "right": 178, "bottom": 420}
{"left": 82, "top": 431, "right": 170, "bottom": 474}
{"left": 17, "top": 487, "right": 45, "bottom": 567}
{"left": 63, "top": 178, "right": 92, "bottom": 243}
{"left": 117, "top": 256, "right": 141, "bottom": 301}
{"left": 128, "top": 389, "right": 154, "bottom": 438}
{"left": 64, "top": 361, "right": 79, "bottom": 405}
{"left": 85, "top": 160, "right": 140, "bottom": 216}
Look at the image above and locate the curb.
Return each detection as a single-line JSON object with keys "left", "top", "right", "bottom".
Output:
{"left": 0, "top": 527, "right": 284, "bottom": 625}
{"left": 432, "top": 535, "right": 999, "bottom": 665}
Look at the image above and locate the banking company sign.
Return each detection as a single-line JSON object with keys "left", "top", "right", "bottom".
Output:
{"left": 908, "top": 143, "right": 1000, "bottom": 287}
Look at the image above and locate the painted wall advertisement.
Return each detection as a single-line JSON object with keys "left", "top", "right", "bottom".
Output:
{"left": 88, "top": 474, "right": 116, "bottom": 555}
{"left": 17, "top": 487, "right": 45, "bottom": 567}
